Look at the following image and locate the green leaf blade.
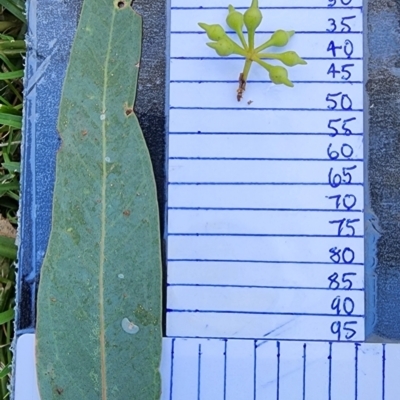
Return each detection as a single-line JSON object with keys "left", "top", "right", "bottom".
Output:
{"left": 36, "top": 1, "right": 162, "bottom": 399}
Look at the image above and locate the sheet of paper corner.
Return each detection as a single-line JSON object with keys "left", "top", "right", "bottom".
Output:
{"left": 14, "top": 1, "right": 400, "bottom": 399}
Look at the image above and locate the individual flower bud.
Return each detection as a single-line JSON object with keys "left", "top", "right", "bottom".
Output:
{"left": 207, "top": 37, "right": 235, "bottom": 56}
{"left": 269, "top": 30, "right": 295, "bottom": 47}
{"left": 226, "top": 5, "right": 244, "bottom": 33}
{"left": 207, "top": 36, "right": 247, "bottom": 57}
{"left": 244, "top": 0, "right": 262, "bottom": 32}
{"left": 198, "top": 23, "right": 226, "bottom": 41}
{"left": 268, "top": 65, "right": 294, "bottom": 87}
{"left": 278, "top": 51, "right": 307, "bottom": 67}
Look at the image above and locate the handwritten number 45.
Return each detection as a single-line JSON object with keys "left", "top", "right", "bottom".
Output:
{"left": 328, "top": 63, "right": 354, "bottom": 80}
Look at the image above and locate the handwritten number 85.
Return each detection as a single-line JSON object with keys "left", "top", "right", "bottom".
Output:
{"left": 328, "top": 272, "right": 356, "bottom": 289}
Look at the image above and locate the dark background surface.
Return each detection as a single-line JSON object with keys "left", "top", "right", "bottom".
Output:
{"left": 16, "top": 0, "right": 167, "bottom": 333}
{"left": 366, "top": 0, "right": 400, "bottom": 341}
{"left": 17, "top": 0, "right": 400, "bottom": 341}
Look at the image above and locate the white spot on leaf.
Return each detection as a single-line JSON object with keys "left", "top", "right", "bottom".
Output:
{"left": 121, "top": 318, "right": 139, "bottom": 335}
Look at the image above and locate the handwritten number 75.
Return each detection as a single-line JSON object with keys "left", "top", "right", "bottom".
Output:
{"left": 329, "top": 218, "right": 360, "bottom": 236}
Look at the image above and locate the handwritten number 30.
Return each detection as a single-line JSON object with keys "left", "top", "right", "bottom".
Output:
{"left": 328, "top": 0, "right": 353, "bottom": 7}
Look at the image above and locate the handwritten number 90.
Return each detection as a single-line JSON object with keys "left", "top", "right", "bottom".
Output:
{"left": 331, "top": 296, "right": 355, "bottom": 315}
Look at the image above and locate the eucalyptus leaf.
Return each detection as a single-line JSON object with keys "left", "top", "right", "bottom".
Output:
{"left": 35, "top": 1, "right": 163, "bottom": 399}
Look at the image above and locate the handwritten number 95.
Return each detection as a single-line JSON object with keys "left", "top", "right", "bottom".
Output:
{"left": 330, "top": 321, "right": 357, "bottom": 341}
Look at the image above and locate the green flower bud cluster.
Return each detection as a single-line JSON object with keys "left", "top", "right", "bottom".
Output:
{"left": 198, "top": 1, "right": 307, "bottom": 101}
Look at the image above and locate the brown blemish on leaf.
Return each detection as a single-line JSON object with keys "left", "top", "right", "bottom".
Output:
{"left": 123, "top": 102, "right": 134, "bottom": 117}
{"left": 82, "top": 130, "right": 87, "bottom": 136}
{"left": 123, "top": 210, "right": 131, "bottom": 217}
{"left": 55, "top": 387, "right": 63, "bottom": 395}
{"left": 134, "top": 304, "right": 158, "bottom": 326}
{"left": 114, "top": 0, "right": 126, "bottom": 9}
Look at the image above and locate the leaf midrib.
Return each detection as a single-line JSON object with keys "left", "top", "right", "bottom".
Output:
{"left": 99, "top": 6, "right": 117, "bottom": 400}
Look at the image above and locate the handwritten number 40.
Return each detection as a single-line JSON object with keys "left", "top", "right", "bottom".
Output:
{"left": 327, "top": 40, "right": 354, "bottom": 58}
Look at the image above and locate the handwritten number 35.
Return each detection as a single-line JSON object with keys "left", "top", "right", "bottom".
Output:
{"left": 327, "top": 16, "right": 356, "bottom": 33}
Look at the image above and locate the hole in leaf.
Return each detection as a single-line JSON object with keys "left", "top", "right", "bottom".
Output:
{"left": 117, "top": 1, "right": 125, "bottom": 8}
{"left": 125, "top": 108, "right": 133, "bottom": 116}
